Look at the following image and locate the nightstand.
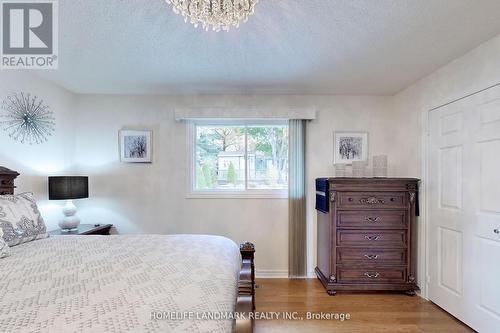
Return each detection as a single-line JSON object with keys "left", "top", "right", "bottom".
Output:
{"left": 49, "top": 224, "right": 113, "bottom": 236}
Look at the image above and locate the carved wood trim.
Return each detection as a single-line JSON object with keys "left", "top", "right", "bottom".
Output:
{"left": 359, "top": 196, "right": 385, "bottom": 205}
{"left": 406, "top": 183, "right": 418, "bottom": 191}
{"left": 236, "top": 242, "right": 255, "bottom": 333}
{"left": 0, "top": 166, "right": 19, "bottom": 176}
{"left": 1, "top": 179, "right": 14, "bottom": 186}
{"left": 330, "top": 191, "right": 336, "bottom": 202}
{"left": 0, "top": 166, "right": 19, "bottom": 195}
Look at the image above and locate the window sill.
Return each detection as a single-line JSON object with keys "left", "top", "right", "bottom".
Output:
{"left": 186, "top": 191, "right": 288, "bottom": 199}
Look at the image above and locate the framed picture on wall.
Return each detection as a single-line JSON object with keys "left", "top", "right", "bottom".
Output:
{"left": 333, "top": 131, "right": 369, "bottom": 164}
{"left": 119, "top": 130, "right": 152, "bottom": 163}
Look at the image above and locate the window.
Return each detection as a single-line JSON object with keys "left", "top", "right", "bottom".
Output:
{"left": 189, "top": 120, "right": 289, "bottom": 198}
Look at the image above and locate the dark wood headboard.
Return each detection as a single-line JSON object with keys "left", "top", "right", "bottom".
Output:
{"left": 0, "top": 166, "right": 19, "bottom": 195}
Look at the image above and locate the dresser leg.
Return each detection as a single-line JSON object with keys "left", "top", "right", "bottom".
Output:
{"left": 405, "top": 290, "right": 416, "bottom": 296}
{"left": 327, "top": 290, "right": 337, "bottom": 296}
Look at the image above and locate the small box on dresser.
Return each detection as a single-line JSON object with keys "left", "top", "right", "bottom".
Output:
{"left": 315, "top": 177, "right": 419, "bottom": 296}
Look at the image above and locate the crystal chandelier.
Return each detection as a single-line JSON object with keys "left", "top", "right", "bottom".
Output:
{"left": 166, "top": 0, "right": 258, "bottom": 32}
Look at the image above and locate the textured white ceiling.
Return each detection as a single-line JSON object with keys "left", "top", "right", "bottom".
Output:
{"left": 37, "top": 0, "right": 500, "bottom": 95}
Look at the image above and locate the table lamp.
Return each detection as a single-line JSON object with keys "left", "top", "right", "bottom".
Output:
{"left": 48, "top": 176, "right": 89, "bottom": 230}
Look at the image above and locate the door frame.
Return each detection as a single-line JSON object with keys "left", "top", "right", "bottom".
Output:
{"left": 420, "top": 82, "right": 500, "bottom": 301}
{"left": 420, "top": 108, "right": 430, "bottom": 299}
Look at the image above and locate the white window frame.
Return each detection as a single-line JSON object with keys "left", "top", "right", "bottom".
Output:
{"left": 186, "top": 119, "right": 289, "bottom": 199}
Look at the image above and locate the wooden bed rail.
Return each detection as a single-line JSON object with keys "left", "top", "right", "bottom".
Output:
{"left": 236, "top": 242, "right": 255, "bottom": 333}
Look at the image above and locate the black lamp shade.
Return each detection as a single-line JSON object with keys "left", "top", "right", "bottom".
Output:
{"left": 48, "top": 176, "right": 89, "bottom": 200}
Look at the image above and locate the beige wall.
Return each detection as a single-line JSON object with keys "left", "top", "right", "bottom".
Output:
{"left": 392, "top": 33, "right": 500, "bottom": 178}
{"left": 0, "top": 71, "right": 76, "bottom": 227}
{"left": 0, "top": 77, "right": 400, "bottom": 276}
{"left": 72, "top": 94, "right": 397, "bottom": 277}
{"left": 1, "top": 33, "right": 499, "bottom": 278}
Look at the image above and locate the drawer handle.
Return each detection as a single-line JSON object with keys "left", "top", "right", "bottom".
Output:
{"left": 364, "top": 272, "right": 380, "bottom": 278}
{"left": 364, "top": 254, "right": 379, "bottom": 260}
{"left": 359, "top": 197, "right": 385, "bottom": 205}
{"left": 364, "top": 235, "right": 380, "bottom": 241}
{"left": 365, "top": 216, "right": 380, "bottom": 223}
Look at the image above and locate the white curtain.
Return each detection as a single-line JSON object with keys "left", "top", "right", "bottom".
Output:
{"left": 288, "top": 119, "right": 306, "bottom": 278}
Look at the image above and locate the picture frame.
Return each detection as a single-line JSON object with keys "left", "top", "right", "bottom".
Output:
{"left": 119, "top": 130, "right": 152, "bottom": 163}
{"left": 333, "top": 131, "right": 369, "bottom": 165}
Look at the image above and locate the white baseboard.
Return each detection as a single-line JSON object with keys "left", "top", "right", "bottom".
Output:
{"left": 255, "top": 270, "right": 288, "bottom": 278}
{"left": 255, "top": 270, "right": 317, "bottom": 279}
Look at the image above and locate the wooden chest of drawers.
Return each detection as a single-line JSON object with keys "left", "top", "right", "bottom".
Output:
{"left": 315, "top": 178, "right": 419, "bottom": 296}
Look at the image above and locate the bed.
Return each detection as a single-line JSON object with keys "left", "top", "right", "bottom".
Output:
{"left": 0, "top": 167, "right": 255, "bottom": 333}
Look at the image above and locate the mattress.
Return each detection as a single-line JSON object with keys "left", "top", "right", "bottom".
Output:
{"left": 0, "top": 234, "right": 241, "bottom": 333}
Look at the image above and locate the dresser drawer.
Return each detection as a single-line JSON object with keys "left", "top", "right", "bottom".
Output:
{"left": 337, "top": 230, "right": 407, "bottom": 247}
{"left": 337, "top": 247, "right": 407, "bottom": 265}
{"left": 337, "top": 192, "right": 406, "bottom": 209}
{"left": 337, "top": 210, "right": 406, "bottom": 229}
{"left": 337, "top": 267, "right": 407, "bottom": 284}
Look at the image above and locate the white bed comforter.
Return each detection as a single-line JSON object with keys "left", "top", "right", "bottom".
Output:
{"left": 0, "top": 234, "right": 241, "bottom": 333}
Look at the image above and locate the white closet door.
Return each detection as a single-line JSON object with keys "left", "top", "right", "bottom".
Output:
{"left": 468, "top": 87, "right": 500, "bottom": 332}
{"left": 428, "top": 85, "right": 500, "bottom": 333}
{"left": 428, "top": 98, "right": 470, "bottom": 324}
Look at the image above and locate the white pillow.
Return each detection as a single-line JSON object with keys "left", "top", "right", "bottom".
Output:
{"left": 0, "top": 192, "right": 48, "bottom": 247}
{"left": 0, "top": 228, "right": 10, "bottom": 258}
